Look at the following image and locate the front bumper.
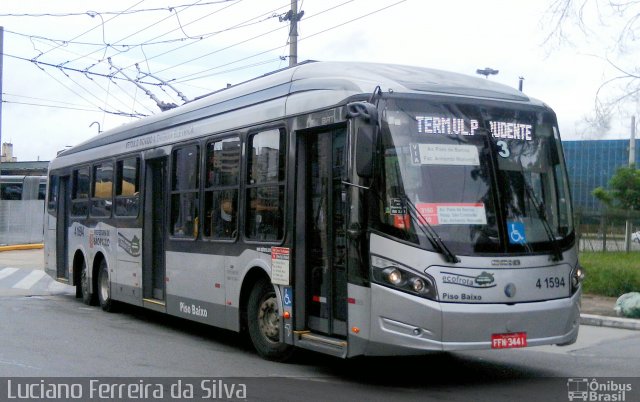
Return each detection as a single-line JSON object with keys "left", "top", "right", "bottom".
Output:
{"left": 362, "top": 283, "right": 581, "bottom": 356}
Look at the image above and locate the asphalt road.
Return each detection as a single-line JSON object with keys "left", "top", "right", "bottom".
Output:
{"left": 0, "top": 250, "right": 639, "bottom": 401}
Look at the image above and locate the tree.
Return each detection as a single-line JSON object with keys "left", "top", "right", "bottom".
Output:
{"left": 545, "top": 1, "right": 640, "bottom": 130}
{"left": 592, "top": 165, "right": 640, "bottom": 210}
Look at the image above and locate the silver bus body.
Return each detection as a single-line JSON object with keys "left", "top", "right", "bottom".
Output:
{"left": 44, "top": 61, "right": 581, "bottom": 359}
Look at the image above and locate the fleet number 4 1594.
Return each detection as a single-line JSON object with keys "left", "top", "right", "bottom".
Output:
{"left": 535, "top": 276, "right": 565, "bottom": 289}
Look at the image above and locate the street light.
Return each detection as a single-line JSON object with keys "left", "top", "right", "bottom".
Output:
{"left": 476, "top": 67, "right": 499, "bottom": 78}
{"left": 90, "top": 121, "right": 102, "bottom": 134}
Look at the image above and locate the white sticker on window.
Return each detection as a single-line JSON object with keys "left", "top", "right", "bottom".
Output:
{"left": 410, "top": 144, "right": 480, "bottom": 166}
{"left": 416, "top": 203, "right": 487, "bottom": 225}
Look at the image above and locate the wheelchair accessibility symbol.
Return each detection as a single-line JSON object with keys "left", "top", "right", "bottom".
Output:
{"left": 507, "top": 221, "right": 526, "bottom": 245}
{"left": 283, "top": 287, "right": 293, "bottom": 307}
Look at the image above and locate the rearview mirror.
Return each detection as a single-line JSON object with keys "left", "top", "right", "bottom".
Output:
{"left": 356, "top": 126, "right": 374, "bottom": 178}
{"left": 346, "top": 102, "right": 379, "bottom": 179}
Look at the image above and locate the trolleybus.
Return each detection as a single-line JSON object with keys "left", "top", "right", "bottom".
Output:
{"left": 44, "top": 61, "right": 583, "bottom": 360}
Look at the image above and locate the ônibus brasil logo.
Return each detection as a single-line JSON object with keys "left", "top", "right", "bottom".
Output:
{"left": 567, "top": 378, "right": 632, "bottom": 401}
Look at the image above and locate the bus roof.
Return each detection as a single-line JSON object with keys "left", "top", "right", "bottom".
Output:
{"left": 58, "top": 61, "right": 544, "bottom": 157}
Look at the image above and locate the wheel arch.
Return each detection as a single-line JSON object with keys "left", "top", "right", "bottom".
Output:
{"left": 92, "top": 252, "right": 107, "bottom": 293}
{"left": 239, "top": 266, "right": 272, "bottom": 331}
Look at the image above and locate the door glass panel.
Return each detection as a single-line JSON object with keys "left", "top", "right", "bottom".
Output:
{"left": 307, "top": 129, "right": 347, "bottom": 334}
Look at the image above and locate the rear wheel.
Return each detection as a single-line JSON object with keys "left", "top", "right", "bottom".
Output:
{"left": 97, "top": 260, "right": 116, "bottom": 312}
{"left": 80, "top": 260, "right": 96, "bottom": 306}
{"left": 247, "top": 279, "right": 293, "bottom": 361}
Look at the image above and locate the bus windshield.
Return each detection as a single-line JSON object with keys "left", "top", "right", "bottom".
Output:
{"left": 375, "top": 98, "right": 574, "bottom": 256}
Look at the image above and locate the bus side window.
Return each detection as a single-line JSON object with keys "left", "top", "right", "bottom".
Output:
{"left": 115, "top": 157, "right": 140, "bottom": 217}
{"left": 1, "top": 182, "right": 22, "bottom": 200}
{"left": 245, "top": 129, "right": 286, "bottom": 241}
{"left": 38, "top": 183, "right": 46, "bottom": 200}
{"left": 170, "top": 145, "right": 200, "bottom": 238}
{"left": 204, "top": 137, "right": 240, "bottom": 240}
{"left": 71, "top": 167, "right": 90, "bottom": 216}
{"left": 91, "top": 162, "right": 113, "bottom": 217}
{"left": 47, "top": 175, "right": 59, "bottom": 211}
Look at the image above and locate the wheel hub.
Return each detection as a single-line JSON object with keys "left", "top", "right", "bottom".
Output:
{"left": 258, "top": 296, "right": 279, "bottom": 342}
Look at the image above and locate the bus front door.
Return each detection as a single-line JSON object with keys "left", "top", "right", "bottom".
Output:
{"left": 303, "top": 129, "right": 348, "bottom": 337}
{"left": 56, "top": 176, "right": 69, "bottom": 280}
{"left": 143, "top": 158, "right": 166, "bottom": 305}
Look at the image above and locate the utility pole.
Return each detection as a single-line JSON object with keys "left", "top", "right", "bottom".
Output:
{"left": 624, "top": 115, "right": 636, "bottom": 252}
{"left": 0, "top": 26, "right": 4, "bottom": 195}
{"left": 281, "top": 1, "right": 304, "bottom": 67}
{"left": 289, "top": 0, "right": 298, "bottom": 67}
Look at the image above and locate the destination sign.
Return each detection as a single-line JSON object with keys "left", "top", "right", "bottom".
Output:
{"left": 415, "top": 116, "right": 533, "bottom": 141}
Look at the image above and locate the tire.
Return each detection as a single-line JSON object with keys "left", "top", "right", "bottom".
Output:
{"left": 97, "top": 259, "right": 116, "bottom": 312}
{"left": 247, "top": 279, "right": 294, "bottom": 361}
{"left": 80, "top": 259, "right": 96, "bottom": 306}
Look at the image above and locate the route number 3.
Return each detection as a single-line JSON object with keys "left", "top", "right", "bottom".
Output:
{"left": 496, "top": 140, "right": 510, "bottom": 158}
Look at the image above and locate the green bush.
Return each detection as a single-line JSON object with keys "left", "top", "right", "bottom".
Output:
{"left": 579, "top": 252, "right": 640, "bottom": 297}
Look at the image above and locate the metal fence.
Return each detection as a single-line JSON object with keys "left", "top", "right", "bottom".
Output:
{"left": 575, "top": 210, "right": 640, "bottom": 252}
{"left": 0, "top": 200, "right": 45, "bottom": 245}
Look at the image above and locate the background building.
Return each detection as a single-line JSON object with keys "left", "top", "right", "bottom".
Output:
{"left": 563, "top": 139, "right": 639, "bottom": 213}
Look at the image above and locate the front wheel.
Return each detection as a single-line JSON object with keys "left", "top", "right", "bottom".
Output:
{"left": 97, "top": 260, "right": 116, "bottom": 312}
{"left": 247, "top": 279, "right": 293, "bottom": 361}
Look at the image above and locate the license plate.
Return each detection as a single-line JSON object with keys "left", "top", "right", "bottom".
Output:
{"left": 491, "top": 332, "right": 528, "bottom": 349}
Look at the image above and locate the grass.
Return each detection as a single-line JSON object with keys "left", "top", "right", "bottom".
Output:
{"left": 579, "top": 252, "right": 640, "bottom": 297}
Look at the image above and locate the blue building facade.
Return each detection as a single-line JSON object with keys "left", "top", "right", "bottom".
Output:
{"left": 562, "top": 139, "right": 638, "bottom": 212}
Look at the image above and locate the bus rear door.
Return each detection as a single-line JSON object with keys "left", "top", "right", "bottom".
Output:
{"left": 143, "top": 157, "right": 167, "bottom": 309}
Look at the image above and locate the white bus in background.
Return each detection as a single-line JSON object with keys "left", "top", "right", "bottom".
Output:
{"left": 44, "top": 61, "right": 583, "bottom": 360}
{"left": 0, "top": 175, "right": 46, "bottom": 200}
{"left": 0, "top": 175, "right": 47, "bottom": 245}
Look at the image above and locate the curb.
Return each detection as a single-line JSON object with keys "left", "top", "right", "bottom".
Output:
{"left": 580, "top": 313, "right": 640, "bottom": 331}
{"left": 0, "top": 244, "right": 44, "bottom": 252}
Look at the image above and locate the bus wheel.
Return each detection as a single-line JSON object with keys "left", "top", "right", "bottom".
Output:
{"left": 97, "top": 260, "right": 116, "bottom": 312}
{"left": 247, "top": 279, "right": 293, "bottom": 361}
{"left": 80, "top": 260, "right": 95, "bottom": 306}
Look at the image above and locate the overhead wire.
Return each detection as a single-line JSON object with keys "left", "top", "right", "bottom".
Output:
{"left": 157, "top": 0, "right": 354, "bottom": 78}
{"left": 2, "top": 99, "right": 104, "bottom": 113}
{"left": 28, "top": 66, "right": 146, "bottom": 117}
{"left": 35, "top": 0, "right": 146, "bottom": 60}
{"left": 119, "top": 0, "right": 289, "bottom": 71}
{"left": 172, "top": 0, "right": 405, "bottom": 84}
{"left": 2, "top": 92, "right": 99, "bottom": 108}
{"left": 59, "top": 0, "right": 209, "bottom": 67}
{"left": 0, "top": 1, "right": 239, "bottom": 18}
{"left": 4, "top": 53, "right": 163, "bottom": 86}
{"left": 8, "top": 0, "right": 406, "bottom": 116}
{"left": 168, "top": 0, "right": 357, "bottom": 83}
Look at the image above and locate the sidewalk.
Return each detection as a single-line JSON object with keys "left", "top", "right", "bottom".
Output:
{"left": 0, "top": 246, "right": 638, "bottom": 329}
{"left": 580, "top": 293, "right": 640, "bottom": 330}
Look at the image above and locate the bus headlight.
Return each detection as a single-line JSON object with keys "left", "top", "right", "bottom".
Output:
{"left": 382, "top": 267, "right": 403, "bottom": 285}
{"left": 571, "top": 263, "right": 585, "bottom": 293}
{"left": 372, "top": 255, "right": 437, "bottom": 300}
{"left": 409, "top": 277, "right": 426, "bottom": 293}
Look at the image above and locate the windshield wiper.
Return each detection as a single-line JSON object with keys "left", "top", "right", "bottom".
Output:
{"left": 399, "top": 193, "right": 460, "bottom": 264}
{"left": 520, "top": 180, "right": 563, "bottom": 261}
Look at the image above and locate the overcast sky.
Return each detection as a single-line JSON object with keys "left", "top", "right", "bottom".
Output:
{"left": 0, "top": 0, "right": 634, "bottom": 162}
